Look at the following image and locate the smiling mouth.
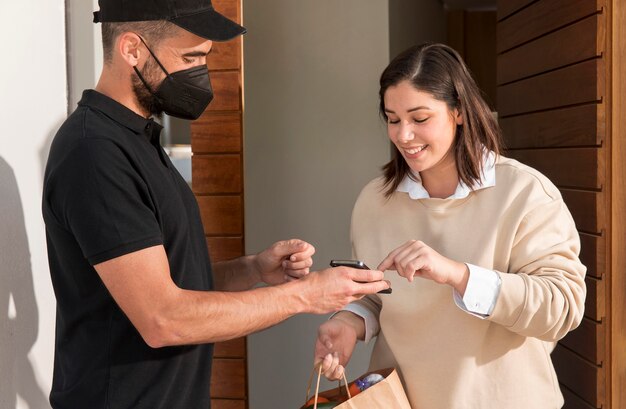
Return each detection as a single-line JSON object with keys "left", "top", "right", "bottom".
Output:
{"left": 404, "top": 145, "right": 428, "bottom": 155}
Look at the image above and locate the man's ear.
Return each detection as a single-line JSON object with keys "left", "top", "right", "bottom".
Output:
{"left": 117, "top": 32, "right": 143, "bottom": 68}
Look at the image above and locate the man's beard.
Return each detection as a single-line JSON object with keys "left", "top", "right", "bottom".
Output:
{"left": 132, "top": 58, "right": 164, "bottom": 118}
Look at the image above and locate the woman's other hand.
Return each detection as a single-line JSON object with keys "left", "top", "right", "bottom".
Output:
{"left": 314, "top": 312, "right": 362, "bottom": 380}
{"left": 378, "top": 240, "right": 470, "bottom": 295}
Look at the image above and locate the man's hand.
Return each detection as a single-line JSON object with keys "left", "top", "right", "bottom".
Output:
{"left": 254, "top": 239, "right": 315, "bottom": 286}
{"left": 296, "top": 267, "right": 390, "bottom": 314}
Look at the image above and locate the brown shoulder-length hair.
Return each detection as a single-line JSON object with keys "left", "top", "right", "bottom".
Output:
{"left": 380, "top": 43, "right": 503, "bottom": 197}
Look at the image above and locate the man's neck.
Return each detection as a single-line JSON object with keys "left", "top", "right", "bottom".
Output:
{"left": 95, "top": 67, "right": 150, "bottom": 118}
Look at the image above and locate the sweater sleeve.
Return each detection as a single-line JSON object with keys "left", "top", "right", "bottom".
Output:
{"left": 342, "top": 295, "right": 382, "bottom": 342}
{"left": 488, "top": 198, "right": 587, "bottom": 341}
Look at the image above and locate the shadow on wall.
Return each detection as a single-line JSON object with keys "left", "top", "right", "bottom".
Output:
{"left": 0, "top": 157, "right": 49, "bottom": 408}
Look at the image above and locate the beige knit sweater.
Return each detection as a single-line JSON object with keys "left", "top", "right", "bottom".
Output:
{"left": 350, "top": 155, "right": 586, "bottom": 409}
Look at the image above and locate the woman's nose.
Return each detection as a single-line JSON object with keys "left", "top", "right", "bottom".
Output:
{"left": 398, "top": 124, "right": 415, "bottom": 143}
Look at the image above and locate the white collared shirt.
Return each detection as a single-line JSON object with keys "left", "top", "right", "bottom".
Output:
{"left": 343, "top": 152, "right": 502, "bottom": 342}
{"left": 396, "top": 150, "right": 497, "bottom": 200}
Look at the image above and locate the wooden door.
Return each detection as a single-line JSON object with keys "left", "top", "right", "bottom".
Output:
{"left": 446, "top": 10, "right": 497, "bottom": 108}
{"left": 497, "top": 0, "right": 626, "bottom": 407}
{"left": 190, "top": 0, "right": 247, "bottom": 408}
{"left": 610, "top": 2, "right": 626, "bottom": 408}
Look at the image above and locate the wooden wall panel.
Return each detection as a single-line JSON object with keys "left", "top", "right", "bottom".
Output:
{"left": 500, "top": 104, "right": 603, "bottom": 149}
{"left": 214, "top": 337, "right": 246, "bottom": 358}
{"left": 211, "top": 400, "right": 246, "bottom": 409}
{"left": 213, "top": 0, "right": 239, "bottom": 20}
{"left": 208, "top": 38, "right": 242, "bottom": 71}
{"left": 560, "top": 318, "right": 605, "bottom": 366}
{"left": 497, "top": 15, "right": 601, "bottom": 85}
{"left": 498, "top": 59, "right": 601, "bottom": 117}
{"left": 560, "top": 190, "right": 604, "bottom": 235}
{"left": 579, "top": 234, "right": 605, "bottom": 280}
{"left": 210, "top": 359, "right": 247, "bottom": 399}
{"left": 207, "top": 237, "right": 244, "bottom": 262}
{"left": 192, "top": 155, "right": 242, "bottom": 194}
{"left": 197, "top": 196, "right": 243, "bottom": 235}
{"left": 207, "top": 71, "right": 242, "bottom": 112}
{"left": 561, "top": 387, "right": 599, "bottom": 409}
{"left": 497, "top": 0, "right": 601, "bottom": 53}
{"left": 191, "top": 0, "right": 247, "bottom": 405}
{"left": 506, "top": 148, "right": 601, "bottom": 190}
{"left": 585, "top": 277, "right": 605, "bottom": 322}
{"left": 192, "top": 114, "right": 242, "bottom": 153}
{"left": 209, "top": 0, "right": 242, "bottom": 71}
{"left": 497, "top": 0, "right": 534, "bottom": 21}
{"left": 553, "top": 345, "right": 604, "bottom": 407}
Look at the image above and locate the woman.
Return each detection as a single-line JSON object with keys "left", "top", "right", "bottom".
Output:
{"left": 314, "top": 43, "right": 586, "bottom": 408}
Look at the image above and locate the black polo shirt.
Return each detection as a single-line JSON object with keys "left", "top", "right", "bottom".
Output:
{"left": 43, "top": 90, "right": 214, "bottom": 409}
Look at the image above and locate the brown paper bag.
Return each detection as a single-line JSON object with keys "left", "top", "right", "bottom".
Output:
{"left": 301, "top": 366, "right": 412, "bottom": 409}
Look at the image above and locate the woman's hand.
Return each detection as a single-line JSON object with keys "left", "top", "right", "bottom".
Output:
{"left": 314, "top": 313, "right": 361, "bottom": 380}
{"left": 378, "top": 240, "right": 470, "bottom": 295}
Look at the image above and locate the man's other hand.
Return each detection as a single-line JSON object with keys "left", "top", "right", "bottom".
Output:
{"left": 254, "top": 239, "right": 315, "bottom": 285}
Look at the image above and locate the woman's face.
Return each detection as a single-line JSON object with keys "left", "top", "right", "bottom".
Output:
{"left": 384, "top": 80, "right": 462, "bottom": 176}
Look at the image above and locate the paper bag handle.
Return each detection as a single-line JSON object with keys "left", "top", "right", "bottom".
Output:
{"left": 305, "top": 363, "right": 351, "bottom": 409}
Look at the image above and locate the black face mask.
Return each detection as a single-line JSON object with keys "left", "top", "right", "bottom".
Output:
{"left": 134, "top": 37, "right": 214, "bottom": 120}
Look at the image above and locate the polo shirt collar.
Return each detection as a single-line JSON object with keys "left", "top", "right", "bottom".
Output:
{"left": 397, "top": 151, "right": 496, "bottom": 200}
{"left": 78, "top": 89, "right": 163, "bottom": 143}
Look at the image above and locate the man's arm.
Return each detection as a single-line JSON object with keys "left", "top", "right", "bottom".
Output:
{"left": 94, "top": 245, "right": 390, "bottom": 348}
{"left": 211, "top": 255, "right": 260, "bottom": 291}
{"left": 212, "top": 239, "right": 315, "bottom": 291}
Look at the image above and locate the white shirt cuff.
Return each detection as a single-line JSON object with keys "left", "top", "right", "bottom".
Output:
{"left": 453, "top": 263, "right": 501, "bottom": 318}
{"left": 331, "top": 304, "right": 380, "bottom": 343}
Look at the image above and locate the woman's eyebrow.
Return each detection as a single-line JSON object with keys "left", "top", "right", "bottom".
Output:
{"left": 407, "top": 106, "right": 430, "bottom": 113}
{"left": 385, "top": 106, "right": 431, "bottom": 114}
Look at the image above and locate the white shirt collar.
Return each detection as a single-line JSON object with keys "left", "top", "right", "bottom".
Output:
{"left": 397, "top": 151, "right": 496, "bottom": 200}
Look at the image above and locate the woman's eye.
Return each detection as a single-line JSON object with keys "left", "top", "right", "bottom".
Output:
{"left": 414, "top": 118, "right": 428, "bottom": 123}
{"left": 388, "top": 119, "right": 400, "bottom": 124}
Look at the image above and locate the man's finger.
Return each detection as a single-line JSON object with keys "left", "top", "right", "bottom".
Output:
{"left": 287, "top": 245, "right": 315, "bottom": 262}
{"left": 348, "top": 268, "right": 385, "bottom": 283}
{"left": 284, "top": 269, "right": 309, "bottom": 280}
{"left": 284, "top": 238, "right": 309, "bottom": 251}
{"left": 352, "top": 280, "right": 391, "bottom": 296}
{"left": 276, "top": 239, "right": 315, "bottom": 260}
{"left": 283, "top": 258, "right": 313, "bottom": 270}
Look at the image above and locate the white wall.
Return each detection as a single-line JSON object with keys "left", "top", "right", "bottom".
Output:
{"left": 243, "top": 1, "right": 392, "bottom": 407}
{"left": 66, "top": 0, "right": 102, "bottom": 111}
{"left": 243, "top": 1, "right": 447, "bottom": 407}
{"left": 0, "top": 1, "right": 67, "bottom": 408}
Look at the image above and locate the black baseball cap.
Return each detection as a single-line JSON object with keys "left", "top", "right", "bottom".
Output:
{"left": 93, "top": 0, "right": 246, "bottom": 42}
